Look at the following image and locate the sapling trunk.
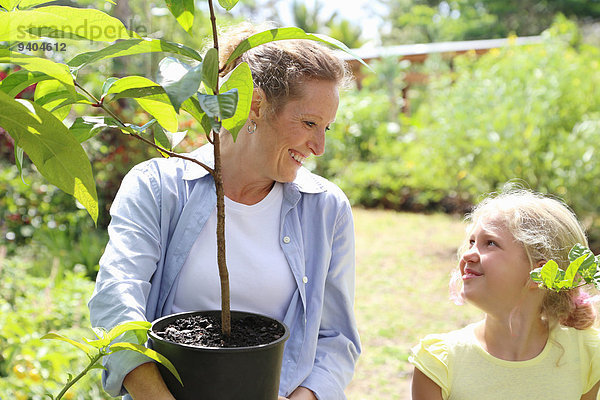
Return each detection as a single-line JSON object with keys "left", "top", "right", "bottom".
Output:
{"left": 207, "top": 0, "right": 231, "bottom": 337}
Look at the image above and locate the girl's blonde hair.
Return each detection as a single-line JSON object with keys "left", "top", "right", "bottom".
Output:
{"left": 218, "top": 22, "right": 352, "bottom": 115}
{"left": 452, "top": 187, "right": 596, "bottom": 329}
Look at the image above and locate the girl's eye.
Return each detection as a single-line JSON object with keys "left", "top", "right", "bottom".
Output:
{"left": 468, "top": 239, "right": 475, "bottom": 247}
{"left": 488, "top": 240, "right": 497, "bottom": 246}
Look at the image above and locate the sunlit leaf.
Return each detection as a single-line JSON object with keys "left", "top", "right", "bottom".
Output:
{"left": 180, "top": 96, "right": 206, "bottom": 125}
{"left": 14, "top": 0, "right": 56, "bottom": 9}
{"left": 68, "top": 38, "right": 202, "bottom": 70}
{"left": 110, "top": 342, "right": 183, "bottom": 386}
{"left": 224, "top": 26, "right": 370, "bottom": 70}
{"left": 563, "top": 254, "right": 586, "bottom": 286}
{"left": 0, "top": 49, "right": 74, "bottom": 94}
{"left": 42, "top": 332, "right": 94, "bottom": 356}
{"left": 0, "top": 6, "right": 134, "bottom": 42}
{"left": 220, "top": 62, "right": 252, "bottom": 140}
{"left": 218, "top": 0, "right": 239, "bottom": 11}
{"left": 540, "top": 259, "right": 559, "bottom": 290}
{"left": 34, "top": 79, "right": 75, "bottom": 121}
{"left": 0, "top": 92, "right": 98, "bottom": 222}
{"left": 164, "top": 0, "right": 194, "bottom": 34}
{"left": 157, "top": 56, "right": 203, "bottom": 112}
{"left": 106, "top": 321, "right": 151, "bottom": 342}
{"left": 0, "top": 0, "right": 19, "bottom": 10}
{"left": 105, "top": 76, "right": 178, "bottom": 132}
{"left": 0, "top": 70, "right": 52, "bottom": 98}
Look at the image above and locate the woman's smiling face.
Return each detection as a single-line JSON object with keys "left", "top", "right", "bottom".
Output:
{"left": 252, "top": 79, "right": 339, "bottom": 183}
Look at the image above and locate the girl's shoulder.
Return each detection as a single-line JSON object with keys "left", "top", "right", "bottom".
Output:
{"left": 411, "top": 322, "right": 481, "bottom": 362}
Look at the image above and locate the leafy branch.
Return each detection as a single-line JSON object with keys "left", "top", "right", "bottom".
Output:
{"left": 42, "top": 321, "right": 182, "bottom": 400}
{"left": 530, "top": 243, "right": 600, "bottom": 292}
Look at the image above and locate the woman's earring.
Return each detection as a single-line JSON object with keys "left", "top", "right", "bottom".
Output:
{"left": 247, "top": 120, "right": 257, "bottom": 134}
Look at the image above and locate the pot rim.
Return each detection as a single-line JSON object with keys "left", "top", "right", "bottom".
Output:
{"left": 148, "top": 310, "right": 290, "bottom": 353}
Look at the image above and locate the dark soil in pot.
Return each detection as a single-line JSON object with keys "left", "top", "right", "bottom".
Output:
{"left": 154, "top": 313, "right": 285, "bottom": 347}
{"left": 148, "top": 310, "right": 290, "bottom": 400}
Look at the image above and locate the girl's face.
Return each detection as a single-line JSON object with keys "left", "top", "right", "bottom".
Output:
{"left": 459, "top": 214, "right": 533, "bottom": 313}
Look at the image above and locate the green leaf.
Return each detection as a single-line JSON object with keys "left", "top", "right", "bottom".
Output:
{"left": 0, "top": 93, "right": 98, "bottom": 223}
{"left": 563, "top": 254, "right": 586, "bottom": 287}
{"left": 202, "top": 48, "right": 218, "bottom": 93}
{"left": 68, "top": 38, "right": 203, "bottom": 70}
{"left": 0, "top": 0, "right": 19, "bottom": 11}
{"left": 0, "top": 6, "right": 133, "bottom": 42}
{"left": 157, "top": 57, "right": 203, "bottom": 112}
{"left": 203, "top": 113, "right": 218, "bottom": 135}
{"left": 15, "top": 0, "right": 56, "bottom": 9}
{"left": 218, "top": 0, "right": 239, "bottom": 11}
{"left": 34, "top": 79, "right": 74, "bottom": 121}
{"left": 224, "top": 26, "right": 371, "bottom": 70}
{"left": 180, "top": 95, "right": 206, "bottom": 125}
{"left": 164, "top": 0, "right": 194, "bottom": 34}
{"left": 530, "top": 268, "right": 542, "bottom": 284}
{"left": 0, "top": 70, "right": 52, "bottom": 97}
{"left": 69, "top": 116, "right": 122, "bottom": 142}
{"left": 0, "top": 49, "right": 75, "bottom": 94}
{"left": 101, "top": 77, "right": 119, "bottom": 99}
{"left": 14, "top": 145, "right": 26, "bottom": 184}
{"left": 198, "top": 88, "right": 238, "bottom": 120}
{"left": 106, "top": 321, "right": 151, "bottom": 342}
{"left": 154, "top": 125, "right": 187, "bottom": 152}
{"left": 42, "top": 332, "right": 94, "bottom": 356}
{"left": 105, "top": 76, "right": 178, "bottom": 132}
{"left": 220, "top": 62, "right": 253, "bottom": 141}
{"left": 540, "top": 259, "right": 559, "bottom": 290}
{"left": 569, "top": 243, "right": 593, "bottom": 262}
{"left": 110, "top": 342, "right": 183, "bottom": 386}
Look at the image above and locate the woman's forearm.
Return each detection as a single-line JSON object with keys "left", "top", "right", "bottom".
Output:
{"left": 123, "top": 362, "right": 175, "bottom": 400}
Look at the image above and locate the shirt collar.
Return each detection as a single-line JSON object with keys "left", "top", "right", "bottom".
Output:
{"left": 182, "top": 144, "right": 326, "bottom": 194}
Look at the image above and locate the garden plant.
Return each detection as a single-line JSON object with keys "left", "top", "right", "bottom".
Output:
{"left": 0, "top": 0, "right": 366, "bottom": 397}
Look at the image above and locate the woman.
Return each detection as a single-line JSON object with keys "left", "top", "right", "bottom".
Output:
{"left": 89, "top": 23, "right": 361, "bottom": 400}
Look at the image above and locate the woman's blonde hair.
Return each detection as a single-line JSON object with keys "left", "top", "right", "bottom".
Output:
{"left": 451, "top": 187, "right": 596, "bottom": 329}
{"left": 218, "top": 22, "right": 351, "bottom": 115}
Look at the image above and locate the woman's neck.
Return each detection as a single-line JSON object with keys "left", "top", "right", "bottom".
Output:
{"left": 219, "top": 135, "right": 274, "bottom": 205}
{"left": 476, "top": 311, "right": 549, "bottom": 361}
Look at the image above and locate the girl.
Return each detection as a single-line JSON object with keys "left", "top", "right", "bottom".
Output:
{"left": 409, "top": 189, "right": 600, "bottom": 400}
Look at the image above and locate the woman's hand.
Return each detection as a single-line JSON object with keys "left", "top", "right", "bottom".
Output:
{"left": 123, "top": 362, "right": 176, "bottom": 400}
{"left": 279, "top": 386, "right": 318, "bottom": 400}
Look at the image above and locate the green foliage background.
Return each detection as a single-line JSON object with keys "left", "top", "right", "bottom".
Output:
{"left": 317, "top": 17, "right": 600, "bottom": 244}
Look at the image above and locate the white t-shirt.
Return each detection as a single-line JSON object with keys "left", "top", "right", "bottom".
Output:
{"left": 172, "top": 182, "right": 296, "bottom": 322}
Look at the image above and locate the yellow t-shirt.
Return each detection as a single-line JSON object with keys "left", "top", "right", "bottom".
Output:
{"left": 409, "top": 322, "right": 600, "bottom": 400}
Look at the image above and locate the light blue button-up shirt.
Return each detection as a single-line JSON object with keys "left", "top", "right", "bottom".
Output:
{"left": 88, "top": 144, "right": 361, "bottom": 399}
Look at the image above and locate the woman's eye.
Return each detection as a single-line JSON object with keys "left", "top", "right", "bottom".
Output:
{"left": 304, "top": 121, "right": 316, "bottom": 128}
{"left": 325, "top": 126, "right": 331, "bottom": 131}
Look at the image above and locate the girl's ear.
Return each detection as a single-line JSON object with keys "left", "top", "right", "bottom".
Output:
{"left": 249, "top": 87, "right": 266, "bottom": 120}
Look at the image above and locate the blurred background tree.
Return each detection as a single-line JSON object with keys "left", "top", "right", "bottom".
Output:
{"left": 378, "top": 0, "right": 600, "bottom": 43}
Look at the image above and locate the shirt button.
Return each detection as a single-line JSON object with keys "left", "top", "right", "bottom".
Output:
{"left": 283, "top": 236, "right": 291, "bottom": 244}
{"left": 302, "top": 276, "right": 308, "bottom": 284}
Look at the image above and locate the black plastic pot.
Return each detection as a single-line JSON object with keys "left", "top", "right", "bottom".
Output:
{"left": 148, "top": 310, "right": 290, "bottom": 400}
